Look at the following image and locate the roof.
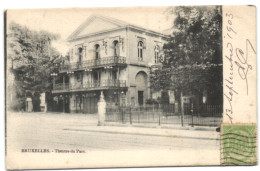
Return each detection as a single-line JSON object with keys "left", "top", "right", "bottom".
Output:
{"left": 68, "top": 15, "right": 170, "bottom": 41}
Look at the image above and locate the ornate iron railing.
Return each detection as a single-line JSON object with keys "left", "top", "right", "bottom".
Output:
{"left": 53, "top": 83, "right": 70, "bottom": 91}
{"left": 53, "top": 79, "right": 126, "bottom": 91}
{"left": 60, "top": 56, "right": 126, "bottom": 72}
{"left": 82, "top": 79, "right": 126, "bottom": 88}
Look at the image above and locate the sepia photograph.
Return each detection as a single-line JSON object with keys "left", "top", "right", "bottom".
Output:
{"left": 4, "top": 4, "right": 257, "bottom": 170}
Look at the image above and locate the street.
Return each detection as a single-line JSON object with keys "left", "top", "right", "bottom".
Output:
{"left": 6, "top": 112, "right": 220, "bottom": 151}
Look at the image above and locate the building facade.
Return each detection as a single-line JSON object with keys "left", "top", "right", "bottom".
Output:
{"left": 52, "top": 15, "right": 168, "bottom": 113}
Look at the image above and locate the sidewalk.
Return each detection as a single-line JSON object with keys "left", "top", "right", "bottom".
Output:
{"left": 10, "top": 112, "right": 219, "bottom": 140}
{"left": 64, "top": 123, "right": 220, "bottom": 140}
{"left": 104, "top": 121, "right": 218, "bottom": 131}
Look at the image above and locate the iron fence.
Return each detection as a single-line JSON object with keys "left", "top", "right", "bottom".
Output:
{"left": 183, "top": 103, "right": 222, "bottom": 117}
{"left": 105, "top": 104, "right": 223, "bottom": 127}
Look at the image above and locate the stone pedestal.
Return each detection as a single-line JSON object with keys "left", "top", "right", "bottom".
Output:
{"left": 98, "top": 91, "right": 106, "bottom": 126}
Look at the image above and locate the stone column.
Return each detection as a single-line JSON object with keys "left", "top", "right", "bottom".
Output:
{"left": 98, "top": 91, "right": 106, "bottom": 126}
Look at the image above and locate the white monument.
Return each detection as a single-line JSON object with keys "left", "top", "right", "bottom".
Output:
{"left": 26, "top": 97, "right": 33, "bottom": 112}
{"left": 98, "top": 91, "right": 106, "bottom": 126}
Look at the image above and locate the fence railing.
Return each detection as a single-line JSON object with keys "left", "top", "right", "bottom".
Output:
{"left": 53, "top": 79, "right": 126, "bottom": 91}
{"left": 183, "top": 103, "right": 222, "bottom": 117}
{"left": 60, "top": 56, "right": 126, "bottom": 72}
{"left": 105, "top": 105, "right": 223, "bottom": 127}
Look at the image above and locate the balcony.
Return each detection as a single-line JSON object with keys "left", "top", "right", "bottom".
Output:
{"left": 52, "top": 79, "right": 127, "bottom": 93}
{"left": 60, "top": 56, "right": 126, "bottom": 72}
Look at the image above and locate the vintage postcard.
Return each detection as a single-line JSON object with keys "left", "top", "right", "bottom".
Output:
{"left": 5, "top": 5, "right": 257, "bottom": 169}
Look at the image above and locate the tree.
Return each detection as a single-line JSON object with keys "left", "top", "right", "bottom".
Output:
{"left": 7, "top": 22, "right": 61, "bottom": 111}
{"left": 150, "top": 6, "right": 222, "bottom": 107}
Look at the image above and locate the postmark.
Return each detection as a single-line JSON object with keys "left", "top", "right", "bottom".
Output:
{"left": 221, "top": 124, "right": 257, "bottom": 165}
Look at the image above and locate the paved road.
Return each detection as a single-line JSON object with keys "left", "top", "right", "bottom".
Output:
{"left": 6, "top": 112, "right": 219, "bottom": 151}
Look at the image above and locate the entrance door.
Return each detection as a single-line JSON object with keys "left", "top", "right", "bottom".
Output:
{"left": 82, "top": 96, "right": 98, "bottom": 114}
{"left": 90, "top": 96, "right": 98, "bottom": 114}
{"left": 65, "top": 96, "right": 70, "bottom": 113}
{"left": 135, "top": 72, "right": 148, "bottom": 106}
{"left": 138, "top": 91, "right": 144, "bottom": 106}
{"left": 83, "top": 97, "right": 88, "bottom": 113}
{"left": 90, "top": 98, "right": 95, "bottom": 113}
{"left": 76, "top": 95, "right": 82, "bottom": 113}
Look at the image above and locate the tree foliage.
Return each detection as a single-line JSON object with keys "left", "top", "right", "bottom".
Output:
{"left": 7, "top": 22, "right": 61, "bottom": 111}
{"left": 151, "top": 6, "right": 222, "bottom": 104}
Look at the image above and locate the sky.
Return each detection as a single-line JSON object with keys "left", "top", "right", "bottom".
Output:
{"left": 7, "top": 7, "right": 175, "bottom": 55}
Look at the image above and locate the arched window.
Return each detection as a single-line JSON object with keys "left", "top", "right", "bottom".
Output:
{"left": 113, "top": 40, "right": 120, "bottom": 56}
{"left": 138, "top": 41, "right": 143, "bottom": 61}
{"left": 154, "top": 45, "right": 160, "bottom": 64}
{"left": 94, "top": 44, "right": 100, "bottom": 59}
{"left": 78, "top": 47, "right": 83, "bottom": 63}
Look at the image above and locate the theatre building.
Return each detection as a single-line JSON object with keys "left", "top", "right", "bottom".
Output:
{"left": 52, "top": 15, "right": 168, "bottom": 113}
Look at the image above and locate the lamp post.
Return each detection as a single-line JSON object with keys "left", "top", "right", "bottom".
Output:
{"left": 51, "top": 72, "right": 58, "bottom": 89}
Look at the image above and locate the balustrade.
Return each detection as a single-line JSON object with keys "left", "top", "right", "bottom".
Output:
{"left": 60, "top": 56, "right": 126, "bottom": 72}
{"left": 53, "top": 79, "right": 126, "bottom": 92}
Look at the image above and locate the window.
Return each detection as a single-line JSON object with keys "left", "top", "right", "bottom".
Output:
{"left": 112, "top": 70, "right": 117, "bottom": 80}
{"left": 154, "top": 45, "right": 160, "bottom": 64}
{"left": 94, "top": 44, "right": 100, "bottom": 59}
{"left": 78, "top": 47, "right": 82, "bottom": 63}
{"left": 93, "top": 71, "right": 100, "bottom": 81}
{"left": 138, "top": 41, "right": 143, "bottom": 61}
{"left": 76, "top": 73, "right": 82, "bottom": 82}
{"left": 113, "top": 40, "right": 120, "bottom": 56}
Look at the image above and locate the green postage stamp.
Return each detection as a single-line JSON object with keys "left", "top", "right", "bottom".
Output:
{"left": 221, "top": 124, "right": 257, "bottom": 165}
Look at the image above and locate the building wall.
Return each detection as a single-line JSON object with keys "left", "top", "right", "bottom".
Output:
{"left": 65, "top": 25, "right": 167, "bottom": 111}
{"left": 127, "top": 28, "right": 166, "bottom": 66}
{"left": 69, "top": 29, "right": 127, "bottom": 62}
{"left": 68, "top": 27, "right": 167, "bottom": 66}
{"left": 127, "top": 65, "right": 150, "bottom": 106}
{"left": 125, "top": 29, "right": 167, "bottom": 105}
